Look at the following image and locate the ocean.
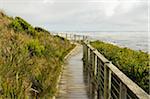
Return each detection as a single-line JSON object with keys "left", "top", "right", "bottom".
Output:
{"left": 64, "top": 31, "right": 149, "bottom": 53}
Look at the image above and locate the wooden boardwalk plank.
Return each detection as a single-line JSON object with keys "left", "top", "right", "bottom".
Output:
{"left": 56, "top": 45, "right": 89, "bottom": 99}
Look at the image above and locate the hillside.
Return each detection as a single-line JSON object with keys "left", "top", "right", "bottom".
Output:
{"left": 0, "top": 11, "right": 75, "bottom": 98}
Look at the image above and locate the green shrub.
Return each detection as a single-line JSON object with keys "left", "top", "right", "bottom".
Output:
{"left": 35, "top": 27, "right": 49, "bottom": 33}
{"left": 91, "top": 41, "right": 149, "bottom": 93}
{"left": 9, "top": 17, "right": 36, "bottom": 36}
{"left": 9, "top": 19, "right": 23, "bottom": 32}
{"left": 54, "top": 35, "right": 66, "bottom": 41}
{"left": 27, "top": 39, "right": 45, "bottom": 57}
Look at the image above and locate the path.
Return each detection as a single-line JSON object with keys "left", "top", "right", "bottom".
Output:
{"left": 56, "top": 45, "right": 89, "bottom": 99}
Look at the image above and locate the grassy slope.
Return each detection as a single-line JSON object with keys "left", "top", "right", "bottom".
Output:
{"left": 91, "top": 41, "right": 149, "bottom": 94}
{"left": 0, "top": 11, "right": 75, "bottom": 98}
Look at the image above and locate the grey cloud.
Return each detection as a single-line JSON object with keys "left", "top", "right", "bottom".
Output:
{"left": 0, "top": 0, "right": 148, "bottom": 31}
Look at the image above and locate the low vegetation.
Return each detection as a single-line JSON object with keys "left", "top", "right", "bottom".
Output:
{"left": 0, "top": 11, "right": 75, "bottom": 98}
{"left": 91, "top": 41, "right": 149, "bottom": 94}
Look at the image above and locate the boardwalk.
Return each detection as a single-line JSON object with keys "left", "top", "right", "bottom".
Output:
{"left": 57, "top": 45, "right": 89, "bottom": 99}
{"left": 55, "top": 33, "right": 149, "bottom": 99}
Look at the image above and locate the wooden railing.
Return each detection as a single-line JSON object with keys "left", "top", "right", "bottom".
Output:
{"left": 52, "top": 32, "right": 88, "bottom": 41}
{"left": 83, "top": 41, "right": 150, "bottom": 99}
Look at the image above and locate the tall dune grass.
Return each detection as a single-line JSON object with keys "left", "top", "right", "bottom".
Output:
{"left": 0, "top": 11, "right": 75, "bottom": 98}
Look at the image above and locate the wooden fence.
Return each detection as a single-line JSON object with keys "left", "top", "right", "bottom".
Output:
{"left": 83, "top": 41, "right": 150, "bottom": 99}
{"left": 52, "top": 33, "right": 88, "bottom": 41}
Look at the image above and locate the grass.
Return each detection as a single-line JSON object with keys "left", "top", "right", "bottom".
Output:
{"left": 90, "top": 40, "right": 149, "bottom": 94}
{"left": 0, "top": 11, "right": 75, "bottom": 98}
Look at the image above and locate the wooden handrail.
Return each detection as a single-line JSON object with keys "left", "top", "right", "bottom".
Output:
{"left": 83, "top": 41, "right": 150, "bottom": 99}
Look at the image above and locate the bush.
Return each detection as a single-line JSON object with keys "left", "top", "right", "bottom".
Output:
{"left": 35, "top": 27, "right": 49, "bottom": 33}
{"left": 91, "top": 40, "right": 149, "bottom": 93}
{"left": 9, "top": 19, "right": 23, "bottom": 31}
{"left": 27, "top": 39, "right": 45, "bottom": 57}
{"left": 9, "top": 17, "right": 36, "bottom": 36}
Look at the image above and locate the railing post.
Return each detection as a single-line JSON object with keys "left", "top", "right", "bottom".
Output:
{"left": 104, "top": 62, "right": 111, "bottom": 99}
{"left": 76, "top": 35, "right": 77, "bottom": 41}
{"left": 79, "top": 35, "right": 81, "bottom": 42}
{"left": 83, "top": 43, "right": 88, "bottom": 71}
{"left": 74, "top": 35, "right": 76, "bottom": 42}
{"left": 93, "top": 52, "right": 98, "bottom": 99}
{"left": 79, "top": 35, "right": 80, "bottom": 41}
{"left": 94, "top": 54, "right": 97, "bottom": 76}
{"left": 66, "top": 33, "right": 67, "bottom": 39}
{"left": 83, "top": 36, "right": 84, "bottom": 41}
{"left": 119, "top": 83, "right": 127, "bottom": 99}
{"left": 88, "top": 48, "right": 91, "bottom": 95}
{"left": 90, "top": 50, "right": 97, "bottom": 99}
{"left": 108, "top": 69, "right": 112, "bottom": 99}
{"left": 86, "top": 36, "right": 88, "bottom": 40}
{"left": 87, "top": 47, "right": 90, "bottom": 64}
{"left": 83, "top": 43, "right": 85, "bottom": 60}
{"left": 97, "top": 59, "right": 101, "bottom": 99}
{"left": 104, "top": 62, "right": 108, "bottom": 99}
{"left": 70, "top": 34, "right": 71, "bottom": 40}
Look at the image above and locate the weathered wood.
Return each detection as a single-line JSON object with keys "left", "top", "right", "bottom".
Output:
{"left": 96, "top": 58, "right": 104, "bottom": 98}
{"left": 88, "top": 47, "right": 90, "bottom": 64}
{"left": 94, "top": 54, "right": 97, "bottom": 76}
{"left": 108, "top": 69, "right": 112, "bottom": 99}
{"left": 104, "top": 62, "right": 109, "bottom": 99}
{"left": 119, "top": 83, "right": 127, "bottom": 99}
{"left": 96, "top": 60, "right": 101, "bottom": 99}
{"left": 83, "top": 41, "right": 150, "bottom": 99}
{"left": 107, "top": 63, "right": 149, "bottom": 99}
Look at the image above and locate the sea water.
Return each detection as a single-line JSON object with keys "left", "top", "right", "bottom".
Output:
{"left": 66, "top": 31, "right": 149, "bottom": 53}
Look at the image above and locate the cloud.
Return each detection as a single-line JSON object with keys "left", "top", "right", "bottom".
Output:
{"left": 43, "top": 0, "right": 55, "bottom": 4}
{"left": 0, "top": 0, "right": 148, "bottom": 31}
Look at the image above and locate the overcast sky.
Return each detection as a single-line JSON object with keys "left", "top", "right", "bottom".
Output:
{"left": 0, "top": 0, "right": 149, "bottom": 31}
